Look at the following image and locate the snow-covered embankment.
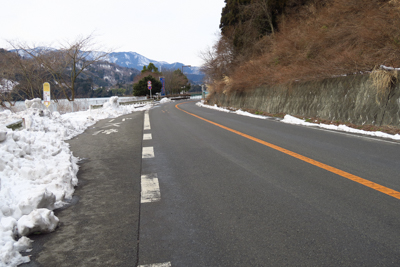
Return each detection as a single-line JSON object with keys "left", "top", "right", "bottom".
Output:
{"left": 0, "top": 97, "right": 151, "bottom": 266}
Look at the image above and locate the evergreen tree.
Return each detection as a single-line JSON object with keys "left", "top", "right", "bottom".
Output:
{"left": 141, "top": 63, "right": 159, "bottom": 74}
{"left": 133, "top": 75, "right": 162, "bottom": 96}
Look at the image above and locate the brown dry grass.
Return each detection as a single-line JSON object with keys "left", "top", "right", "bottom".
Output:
{"left": 370, "top": 67, "right": 398, "bottom": 96}
{"left": 222, "top": 0, "right": 400, "bottom": 93}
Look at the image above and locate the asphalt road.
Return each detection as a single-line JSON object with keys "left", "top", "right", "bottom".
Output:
{"left": 22, "top": 100, "right": 400, "bottom": 267}
{"left": 22, "top": 112, "right": 144, "bottom": 267}
{"left": 138, "top": 101, "right": 400, "bottom": 266}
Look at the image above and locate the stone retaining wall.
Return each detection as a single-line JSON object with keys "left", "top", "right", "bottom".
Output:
{"left": 207, "top": 74, "right": 400, "bottom": 127}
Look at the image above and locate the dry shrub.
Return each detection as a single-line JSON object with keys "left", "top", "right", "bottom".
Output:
{"left": 370, "top": 67, "right": 398, "bottom": 102}
{"left": 217, "top": 0, "right": 400, "bottom": 93}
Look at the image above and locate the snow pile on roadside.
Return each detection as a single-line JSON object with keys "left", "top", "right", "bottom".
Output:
{"left": 196, "top": 102, "right": 400, "bottom": 140}
{"left": 196, "top": 102, "right": 268, "bottom": 119}
{"left": 160, "top": 97, "right": 172, "bottom": 103}
{"left": 282, "top": 115, "right": 400, "bottom": 140}
{"left": 196, "top": 102, "right": 230, "bottom": 113}
{"left": 0, "top": 97, "right": 151, "bottom": 266}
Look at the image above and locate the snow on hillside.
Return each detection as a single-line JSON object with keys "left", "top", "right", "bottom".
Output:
{"left": 0, "top": 97, "right": 151, "bottom": 266}
{"left": 104, "top": 51, "right": 203, "bottom": 76}
{"left": 0, "top": 80, "right": 18, "bottom": 93}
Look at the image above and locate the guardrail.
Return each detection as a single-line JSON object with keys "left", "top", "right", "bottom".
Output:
{"left": 119, "top": 99, "right": 155, "bottom": 105}
{"left": 90, "top": 99, "right": 155, "bottom": 110}
{"left": 90, "top": 104, "right": 103, "bottom": 110}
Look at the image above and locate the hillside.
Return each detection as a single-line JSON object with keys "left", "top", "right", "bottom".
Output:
{"left": 104, "top": 51, "right": 204, "bottom": 84}
{"left": 203, "top": 0, "right": 400, "bottom": 94}
{"left": 0, "top": 47, "right": 204, "bottom": 103}
{"left": 0, "top": 48, "right": 140, "bottom": 100}
{"left": 86, "top": 61, "right": 139, "bottom": 89}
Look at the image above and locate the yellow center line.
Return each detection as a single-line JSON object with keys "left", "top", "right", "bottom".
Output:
{"left": 176, "top": 102, "right": 400, "bottom": 200}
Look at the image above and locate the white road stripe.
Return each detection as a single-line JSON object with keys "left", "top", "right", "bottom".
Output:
{"left": 142, "top": 146, "right": 154, "bottom": 158}
{"left": 143, "top": 133, "right": 152, "bottom": 140}
{"left": 138, "top": 262, "right": 171, "bottom": 267}
{"left": 109, "top": 119, "right": 115, "bottom": 122}
{"left": 92, "top": 130, "right": 103, "bottom": 136}
{"left": 141, "top": 173, "right": 161, "bottom": 203}
{"left": 144, "top": 111, "right": 151, "bottom": 130}
{"left": 122, "top": 118, "right": 126, "bottom": 122}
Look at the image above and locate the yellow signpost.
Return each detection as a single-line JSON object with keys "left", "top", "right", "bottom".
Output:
{"left": 43, "top": 82, "right": 51, "bottom": 108}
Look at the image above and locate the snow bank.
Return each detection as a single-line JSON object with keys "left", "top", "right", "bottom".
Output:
{"left": 196, "top": 102, "right": 267, "bottom": 118}
{"left": 380, "top": 65, "right": 400, "bottom": 71}
{"left": 196, "top": 102, "right": 400, "bottom": 140}
{"left": 0, "top": 97, "right": 152, "bottom": 266}
{"left": 282, "top": 115, "right": 400, "bottom": 140}
{"left": 160, "top": 97, "right": 172, "bottom": 103}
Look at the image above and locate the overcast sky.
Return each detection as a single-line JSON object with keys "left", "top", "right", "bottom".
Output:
{"left": 1, "top": 0, "right": 225, "bottom": 67}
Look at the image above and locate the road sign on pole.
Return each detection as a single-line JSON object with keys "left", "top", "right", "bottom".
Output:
{"left": 147, "top": 81, "right": 152, "bottom": 98}
{"left": 43, "top": 82, "right": 51, "bottom": 108}
{"left": 160, "top": 77, "right": 165, "bottom": 96}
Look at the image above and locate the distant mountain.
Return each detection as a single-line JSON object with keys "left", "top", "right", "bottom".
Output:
{"left": 104, "top": 51, "right": 204, "bottom": 84}
{"left": 11, "top": 48, "right": 205, "bottom": 84}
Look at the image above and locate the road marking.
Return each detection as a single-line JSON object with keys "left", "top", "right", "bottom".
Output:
{"left": 176, "top": 102, "right": 400, "bottom": 200}
{"left": 102, "top": 122, "right": 121, "bottom": 128}
{"left": 109, "top": 119, "right": 115, "bottom": 122}
{"left": 143, "top": 133, "right": 152, "bottom": 140}
{"left": 142, "top": 146, "right": 154, "bottom": 158}
{"left": 92, "top": 130, "right": 103, "bottom": 136}
{"left": 103, "top": 129, "right": 118, "bottom": 134}
{"left": 138, "top": 262, "right": 171, "bottom": 267}
{"left": 144, "top": 111, "right": 151, "bottom": 130}
{"left": 122, "top": 118, "right": 126, "bottom": 122}
{"left": 141, "top": 173, "right": 161, "bottom": 203}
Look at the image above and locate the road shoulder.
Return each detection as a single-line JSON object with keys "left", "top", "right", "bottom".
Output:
{"left": 21, "top": 112, "right": 144, "bottom": 267}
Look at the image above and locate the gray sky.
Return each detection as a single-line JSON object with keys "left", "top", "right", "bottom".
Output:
{"left": 1, "top": 0, "right": 225, "bottom": 67}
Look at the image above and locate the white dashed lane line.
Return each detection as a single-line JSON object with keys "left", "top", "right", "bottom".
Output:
{"left": 140, "top": 173, "right": 161, "bottom": 203}
{"left": 142, "top": 146, "right": 154, "bottom": 158}
{"left": 144, "top": 111, "right": 151, "bottom": 130}
{"left": 138, "top": 262, "right": 171, "bottom": 267}
{"left": 140, "top": 111, "right": 172, "bottom": 265}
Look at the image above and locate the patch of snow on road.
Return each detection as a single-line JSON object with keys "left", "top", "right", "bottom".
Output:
{"left": 0, "top": 97, "right": 151, "bottom": 266}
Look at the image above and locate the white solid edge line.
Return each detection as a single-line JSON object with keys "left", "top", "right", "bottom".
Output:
{"left": 141, "top": 173, "right": 161, "bottom": 203}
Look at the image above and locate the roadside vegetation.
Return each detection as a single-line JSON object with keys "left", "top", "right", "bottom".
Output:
{"left": 133, "top": 63, "right": 190, "bottom": 96}
{"left": 202, "top": 0, "right": 400, "bottom": 95}
{"left": 0, "top": 35, "right": 140, "bottom": 109}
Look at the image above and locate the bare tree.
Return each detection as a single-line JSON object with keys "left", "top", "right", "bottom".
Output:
{"left": 10, "top": 34, "right": 112, "bottom": 102}
{"left": 162, "top": 69, "right": 189, "bottom": 95}
{"left": 0, "top": 49, "right": 16, "bottom": 108}
{"left": 0, "top": 49, "right": 42, "bottom": 108}
{"left": 200, "top": 34, "right": 235, "bottom": 83}
{"left": 9, "top": 52, "right": 49, "bottom": 99}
